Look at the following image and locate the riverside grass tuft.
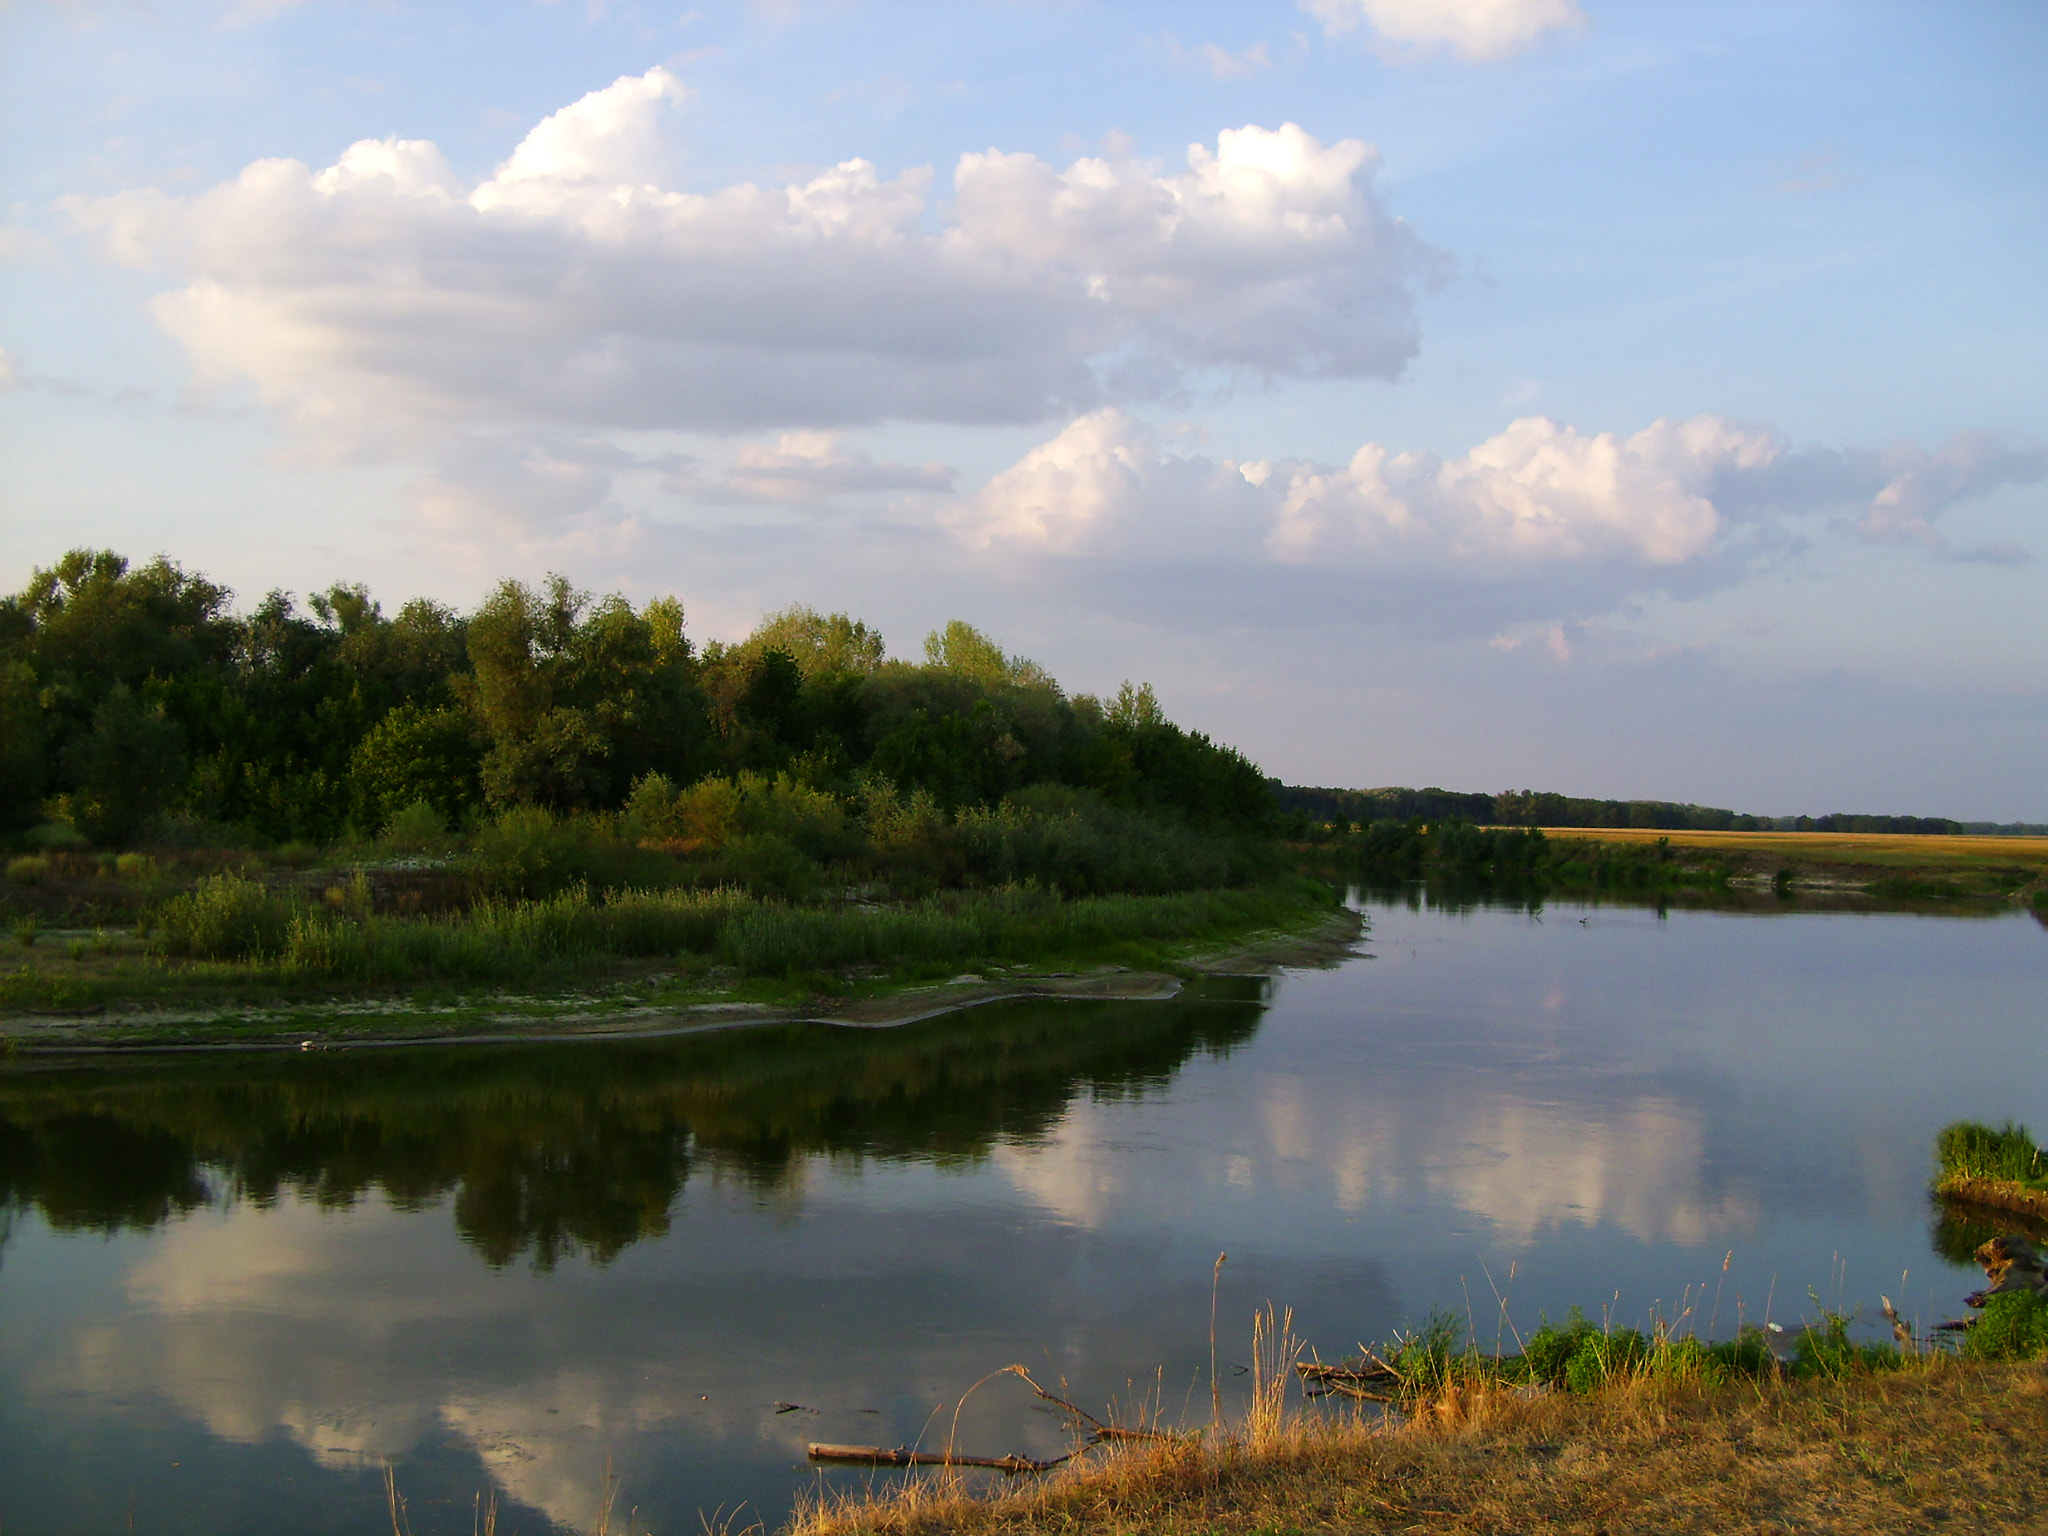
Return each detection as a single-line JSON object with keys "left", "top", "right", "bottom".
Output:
{"left": 786, "top": 1299, "right": 2048, "bottom": 1536}
{"left": 142, "top": 872, "right": 1331, "bottom": 991}
{"left": 1935, "top": 1119, "right": 2048, "bottom": 1193}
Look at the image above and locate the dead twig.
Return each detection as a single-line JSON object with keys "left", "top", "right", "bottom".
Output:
{"left": 1001, "top": 1365, "right": 1176, "bottom": 1444}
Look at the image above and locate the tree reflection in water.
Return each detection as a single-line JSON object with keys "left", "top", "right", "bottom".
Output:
{"left": 0, "top": 980, "right": 1266, "bottom": 1270}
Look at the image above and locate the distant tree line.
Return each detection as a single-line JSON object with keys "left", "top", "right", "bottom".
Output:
{"left": 1275, "top": 784, "right": 1968, "bottom": 837}
{"left": 0, "top": 550, "right": 1272, "bottom": 848}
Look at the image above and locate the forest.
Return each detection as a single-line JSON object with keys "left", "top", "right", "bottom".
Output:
{"left": 0, "top": 550, "right": 1270, "bottom": 864}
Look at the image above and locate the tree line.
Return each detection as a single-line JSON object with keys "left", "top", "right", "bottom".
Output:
{"left": 0, "top": 550, "right": 1272, "bottom": 849}
{"left": 1275, "top": 784, "right": 1966, "bottom": 837}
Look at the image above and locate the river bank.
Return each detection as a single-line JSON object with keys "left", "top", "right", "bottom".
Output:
{"left": 0, "top": 887, "right": 1359, "bottom": 1052}
{"left": 1538, "top": 826, "right": 2048, "bottom": 905}
{"left": 789, "top": 1361, "right": 2048, "bottom": 1536}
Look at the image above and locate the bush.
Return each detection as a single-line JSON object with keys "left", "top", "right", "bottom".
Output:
{"left": 1789, "top": 1307, "right": 1903, "bottom": 1380}
{"left": 1962, "top": 1291, "right": 2048, "bottom": 1362}
{"left": 1563, "top": 1328, "right": 1648, "bottom": 1393}
{"left": 155, "top": 874, "right": 295, "bottom": 960}
{"left": 5, "top": 855, "right": 49, "bottom": 885}
{"left": 1523, "top": 1309, "right": 1599, "bottom": 1385}
{"left": 115, "top": 852, "right": 158, "bottom": 880}
{"left": 23, "top": 823, "right": 89, "bottom": 853}
{"left": 379, "top": 799, "right": 451, "bottom": 856}
{"left": 467, "top": 807, "right": 650, "bottom": 899}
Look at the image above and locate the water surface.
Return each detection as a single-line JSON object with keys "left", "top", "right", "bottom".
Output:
{"left": 2, "top": 893, "right": 2044, "bottom": 1532}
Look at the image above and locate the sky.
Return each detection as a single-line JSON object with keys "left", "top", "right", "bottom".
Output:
{"left": 2, "top": 0, "right": 2044, "bottom": 819}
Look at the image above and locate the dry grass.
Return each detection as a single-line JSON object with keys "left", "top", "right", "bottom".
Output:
{"left": 1533, "top": 826, "right": 2048, "bottom": 871}
{"left": 789, "top": 1361, "right": 2048, "bottom": 1536}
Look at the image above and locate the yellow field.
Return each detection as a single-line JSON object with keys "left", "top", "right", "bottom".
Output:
{"left": 1533, "top": 826, "right": 2048, "bottom": 870}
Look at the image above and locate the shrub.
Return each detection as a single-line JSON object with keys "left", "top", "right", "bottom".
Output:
{"left": 5, "top": 855, "right": 49, "bottom": 885}
{"left": 23, "top": 822, "right": 91, "bottom": 853}
{"left": 709, "top": 833, "right": 822, "bottom": 901}
{"left": 468, "top": 807, "right": 647, "bottom": 899}
{"left": 1789, "top": 1306, "right": 1903, "bottom": 1380}
{"left": 1563, "top": 1328, "right": 1648, "bottom": 1393}
{"left": 155, "top": 874, "right": 295, "bottom": 960}
{"left": 1962, "top": 1291, "right": 2048, "bottom": 1362}
{"left": 12, "top": 915, "right": 38, "bottom": 948}
{"left": 1523, "top": 1308, "right": 1599, "bottom": 1385}
{"left": 379, "top": 799, "right": 450, "bottom": 855}
{"left": 115, "top": 852, "right": 158, "bottom": 880}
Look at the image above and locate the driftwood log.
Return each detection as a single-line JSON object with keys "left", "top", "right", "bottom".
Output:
{"left": 807, "top": 1444, "right": 1068, "bottom": 1473}
{"left": 1966, "top": 1234, "right": 2048, "bottom": 1308}
{"left": 804, "top": 1363, "right": 1172, "bottom": 1477}
{"left": 1297, "top": 1352, "right": 1402, "bottom": 1401}
{"left": 1934, "top": 1234, "right": 2047, "bottom": 1332}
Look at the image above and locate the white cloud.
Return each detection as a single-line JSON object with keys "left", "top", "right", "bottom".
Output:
{"left": 67, "top": 70, "right": 1429, "bottom": 460}
{"left": 1165, "top": 35, "right": 1278, "bottom": 82}
{"left": 948, "top": 409, "right": 2046, "bottom": 625}
{"left": 1303, "top": 0, "right": 1586, "bottom": 61}
{"left": 677, "top": 431, "right": 953, "bottom": 504}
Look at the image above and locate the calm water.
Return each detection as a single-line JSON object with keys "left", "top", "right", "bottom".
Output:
{"left": 2, "top": 893, "right": 2045, "bottom": 1533}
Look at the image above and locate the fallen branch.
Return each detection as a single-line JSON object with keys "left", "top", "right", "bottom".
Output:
{"left": 1297, "top": 1350, "right": 1403, "bottom": 1401}
{"left": 1000, "top": 1365, "right": 1176, "bottom": 1444}
{"left": 806, "top": 1444, "right": 1069, "bottom": 1473}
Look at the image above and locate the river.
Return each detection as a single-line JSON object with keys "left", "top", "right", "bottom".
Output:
{"left": 2, "top": 890, "right": 2044, "bottom": 1532}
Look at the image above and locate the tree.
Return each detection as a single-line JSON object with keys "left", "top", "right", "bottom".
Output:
{"left": 348, "top": 704, "right": 483, "bottom": 830}
{"left": 922, "top": 620, "right": 1055, "bottom": 690}
{"left": 462, "top": 577, "right": 704, "bottom": 811}
{"left": 742, "top": 605, "right": 886, "bottom": 678}
{"left": 63, "top": 684, "right": 186, "bottom": 844}
{"left": 0, "top": 660, "right": 45, "bottom": 833}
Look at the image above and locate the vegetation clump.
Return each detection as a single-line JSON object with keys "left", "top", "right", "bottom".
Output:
{"left": 1936, "top": 1120, "right": 2048, "bottom": 1194}
{"left": 0, "top": 551, "right": 1330, "bottom": 1020}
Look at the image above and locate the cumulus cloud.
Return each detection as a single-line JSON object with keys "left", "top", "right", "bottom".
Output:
{"left": 947, "top": 410, "right": 2045, "bottom": 626}
{"left": 1303, "top": 0, "right": 1586, "bottom": 60}
{"left": 67, "top": 69, "right": 1429, "bottom": 458}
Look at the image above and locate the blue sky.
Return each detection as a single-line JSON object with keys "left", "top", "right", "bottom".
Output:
{"left": 3, "top": 0, "right": 2044, "bottom": 817}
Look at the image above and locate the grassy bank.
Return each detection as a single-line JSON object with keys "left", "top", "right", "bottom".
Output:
{"left": 0, "top": 875, "right": 1340, "bottom": 1034}
{"left": 1309, "top": 821, "right": 2048, "bottom": 907}
{"left": 1541, "top": 826, "right": 2048, "bottom": 905}
{"left": 1933, "top": 1119, "right": 2048, "bottom": 1224}
{"left": 790, "top": 1359, "right": 2048, "bottom": 1535}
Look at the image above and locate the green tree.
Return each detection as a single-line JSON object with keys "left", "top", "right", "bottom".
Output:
{"left": 348, "top": 704, "right": 483, "bottom": 830}
{"left": 463, "top": 577, "right": 703, "bottom": 811}
{"left": 742, "top": 605, "right": 887, "bottom": 678}
{"left": 0, "top": 660, "right": 45, "bottom": 833}
{"left": 922, "top": 620, "right": 1055, "bottom": 690}
{"left": 63, "top": 683, "right": 187, "bottom": 844}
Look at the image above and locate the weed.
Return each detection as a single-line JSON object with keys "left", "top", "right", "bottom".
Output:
{"left": 12, "top": 915, "right": 38, "bottom": 948}
{"left": 154, "top": 874, "right": 295, "bottom": 960}
{"left": 5, "top": 855, "right": 49, "bottom": 885}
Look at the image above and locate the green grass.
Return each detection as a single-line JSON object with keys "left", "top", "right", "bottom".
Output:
{"left": 1963, "top": 1292, "right": 2048, "bottom": 1363}
{"left": 1343, "top": 1302, "right": 1906, "bottom": 1407}
{"left": 0, "top": 876, "right": 1338, "bottom": 1019}
{"left": 1934, "top": 1120, "right": 2048, "bottom": 1194}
